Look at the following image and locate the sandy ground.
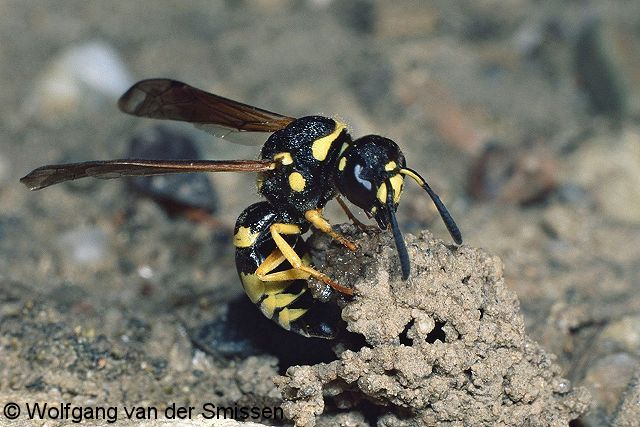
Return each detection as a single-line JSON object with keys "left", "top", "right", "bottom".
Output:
{"left": 1, "top": 1, "right": 640, "bottom": 426}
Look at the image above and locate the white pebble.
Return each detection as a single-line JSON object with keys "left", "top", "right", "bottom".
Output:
{"left": 26, "top": 41, "right": 133, "bottom": 119}
{"left": 56, "top": 226, "right": 108, "bottom": 265}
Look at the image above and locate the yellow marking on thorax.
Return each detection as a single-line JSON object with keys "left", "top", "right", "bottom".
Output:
{"left": 288, "top": 172, "right": 306, "bottom": 192}
{"left": 338, "top": 156, "right": 347, "bottom": 171}
{"left": 338, "top": 141, "right": 349, "bottom": 156}
{"left": 234, "top": 226, "right": 260, "bottom": 248}
{"left": 376, "top": 174, "right": 404, "bottom": 204}
{"left": 385, "top": 161, "right": 397, "bottom": 171}
{"left": 274, "top": 152, "right": 293, "bottom": 165}
{"left": 311, "top": 121, "right": 346, "bottom": 161}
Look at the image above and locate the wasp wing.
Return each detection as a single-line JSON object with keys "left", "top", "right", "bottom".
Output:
{"left": 118, "top": 79, "right": 296, "bottom": 134}
{"left": 21, "top": 159, "right": 274, "bottom": 191}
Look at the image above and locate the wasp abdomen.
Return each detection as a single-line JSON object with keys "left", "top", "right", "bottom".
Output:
{"left": 233, "top": 201, "right": 342, "bottom": 338}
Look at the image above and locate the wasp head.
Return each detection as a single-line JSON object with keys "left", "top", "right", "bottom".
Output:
{"left": 334, "top": 135, "right": 462, "bottom": 280}
{"left": 334, "top": 135, "right": 406, "bottom": 227}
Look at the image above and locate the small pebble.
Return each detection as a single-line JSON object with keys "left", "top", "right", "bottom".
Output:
{"left": 56, "top": 226, "right": 107, "bottom": 265}
{"left": 25, "top": 41, "right": 133, "bottom": 120}
{"left": 127, "top": 126, "right": 219, "bottom": 215}
{"left": 468, "top": 142, "right": 558, "bottom": 205}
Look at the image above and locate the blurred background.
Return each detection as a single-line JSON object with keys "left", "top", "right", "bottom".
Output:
{"left": 1, "top": 1, "right": 640, "bottom": 425}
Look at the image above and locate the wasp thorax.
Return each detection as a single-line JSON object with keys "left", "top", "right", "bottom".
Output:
{"left": 334, "top": 135, "right": 407, "bottom": 228}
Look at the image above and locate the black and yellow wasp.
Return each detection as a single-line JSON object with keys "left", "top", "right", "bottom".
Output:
{"left": 21, "top": 79, "right": 462, "bottom": 339}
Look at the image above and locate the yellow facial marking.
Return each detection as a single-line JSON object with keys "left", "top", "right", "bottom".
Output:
{"left": 390, "top": 174, "right": 404, "bottom": 204}
{"left": 311, "top": 122, "right": 346, "bottom": 161}
{"left": 274, "top": 152, "right": 293, "bottom": 165}
{"left": 338, "top": 156, "right": 347, "bottom": 171}
{"left": 377, "top": 183, "right": 387, "bottom": 204}
{"left": 385, "top": 161, "right": 397, "bottom": 171}
{"left": 234, "top": 226, "right": 260, "bottom": 248}
{"left": 376, "top": 174, "right": 404, "bottom": 204}
{"left": 288, "top": 172, "right": 306, "bottom": 192}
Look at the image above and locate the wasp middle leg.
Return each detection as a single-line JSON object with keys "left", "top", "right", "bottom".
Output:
{"left": 268, "top": 222, "right": 353, "bottom": 296}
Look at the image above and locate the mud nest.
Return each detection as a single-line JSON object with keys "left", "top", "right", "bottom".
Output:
{"left": 275, "top": 226, "right": 591, "bottom": 426}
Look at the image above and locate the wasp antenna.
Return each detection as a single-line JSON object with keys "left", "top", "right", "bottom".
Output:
{"left": 386, "top": 179, "right": 411, "bottom": 280}
{"left": 400, "top": 168, "right": 463, "bottom": 245}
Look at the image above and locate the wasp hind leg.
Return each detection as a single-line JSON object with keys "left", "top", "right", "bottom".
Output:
{"left": 269, "top": 223, "right": 354, "bottom": 296}
{"left": 255, "top": 248, "right": 310, "bottom": 282}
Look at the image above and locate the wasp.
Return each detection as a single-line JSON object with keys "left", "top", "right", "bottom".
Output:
{"left": 21, "top": 79, "right": 462, "bottom": 339}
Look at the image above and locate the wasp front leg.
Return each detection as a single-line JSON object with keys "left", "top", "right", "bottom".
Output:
{"left": 303, "top": 209, "right": 357, "bottom": 252}
{"left": 336, "top": 195, "right": 372, "bottom": 231}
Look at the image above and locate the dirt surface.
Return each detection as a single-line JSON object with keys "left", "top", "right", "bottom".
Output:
{"left": 2, "top": 1, "right": 640, "bottom": 426}
{"left": 277, "top": 228, "right": 590, "bottom": 426}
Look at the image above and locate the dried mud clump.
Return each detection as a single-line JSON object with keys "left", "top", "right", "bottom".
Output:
{"left": 275, "top": 227, "right": 591, "bottom": 426}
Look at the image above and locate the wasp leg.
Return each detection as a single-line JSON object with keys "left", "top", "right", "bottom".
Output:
{"left": 270, "top": 223, "right": 354, "bottom": 296}
{"left": 255, "top": 248, "right": 311, "bottom": 282}
{"left": 336, "top": 195, "right": 370, "bottom": 230}
{"left": 303, "top": 209, "right": 357, "bottom": 252}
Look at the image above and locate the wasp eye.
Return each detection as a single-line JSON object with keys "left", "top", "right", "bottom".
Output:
{"left": 337, "top": 161, "right": 376, "bottom": 211}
